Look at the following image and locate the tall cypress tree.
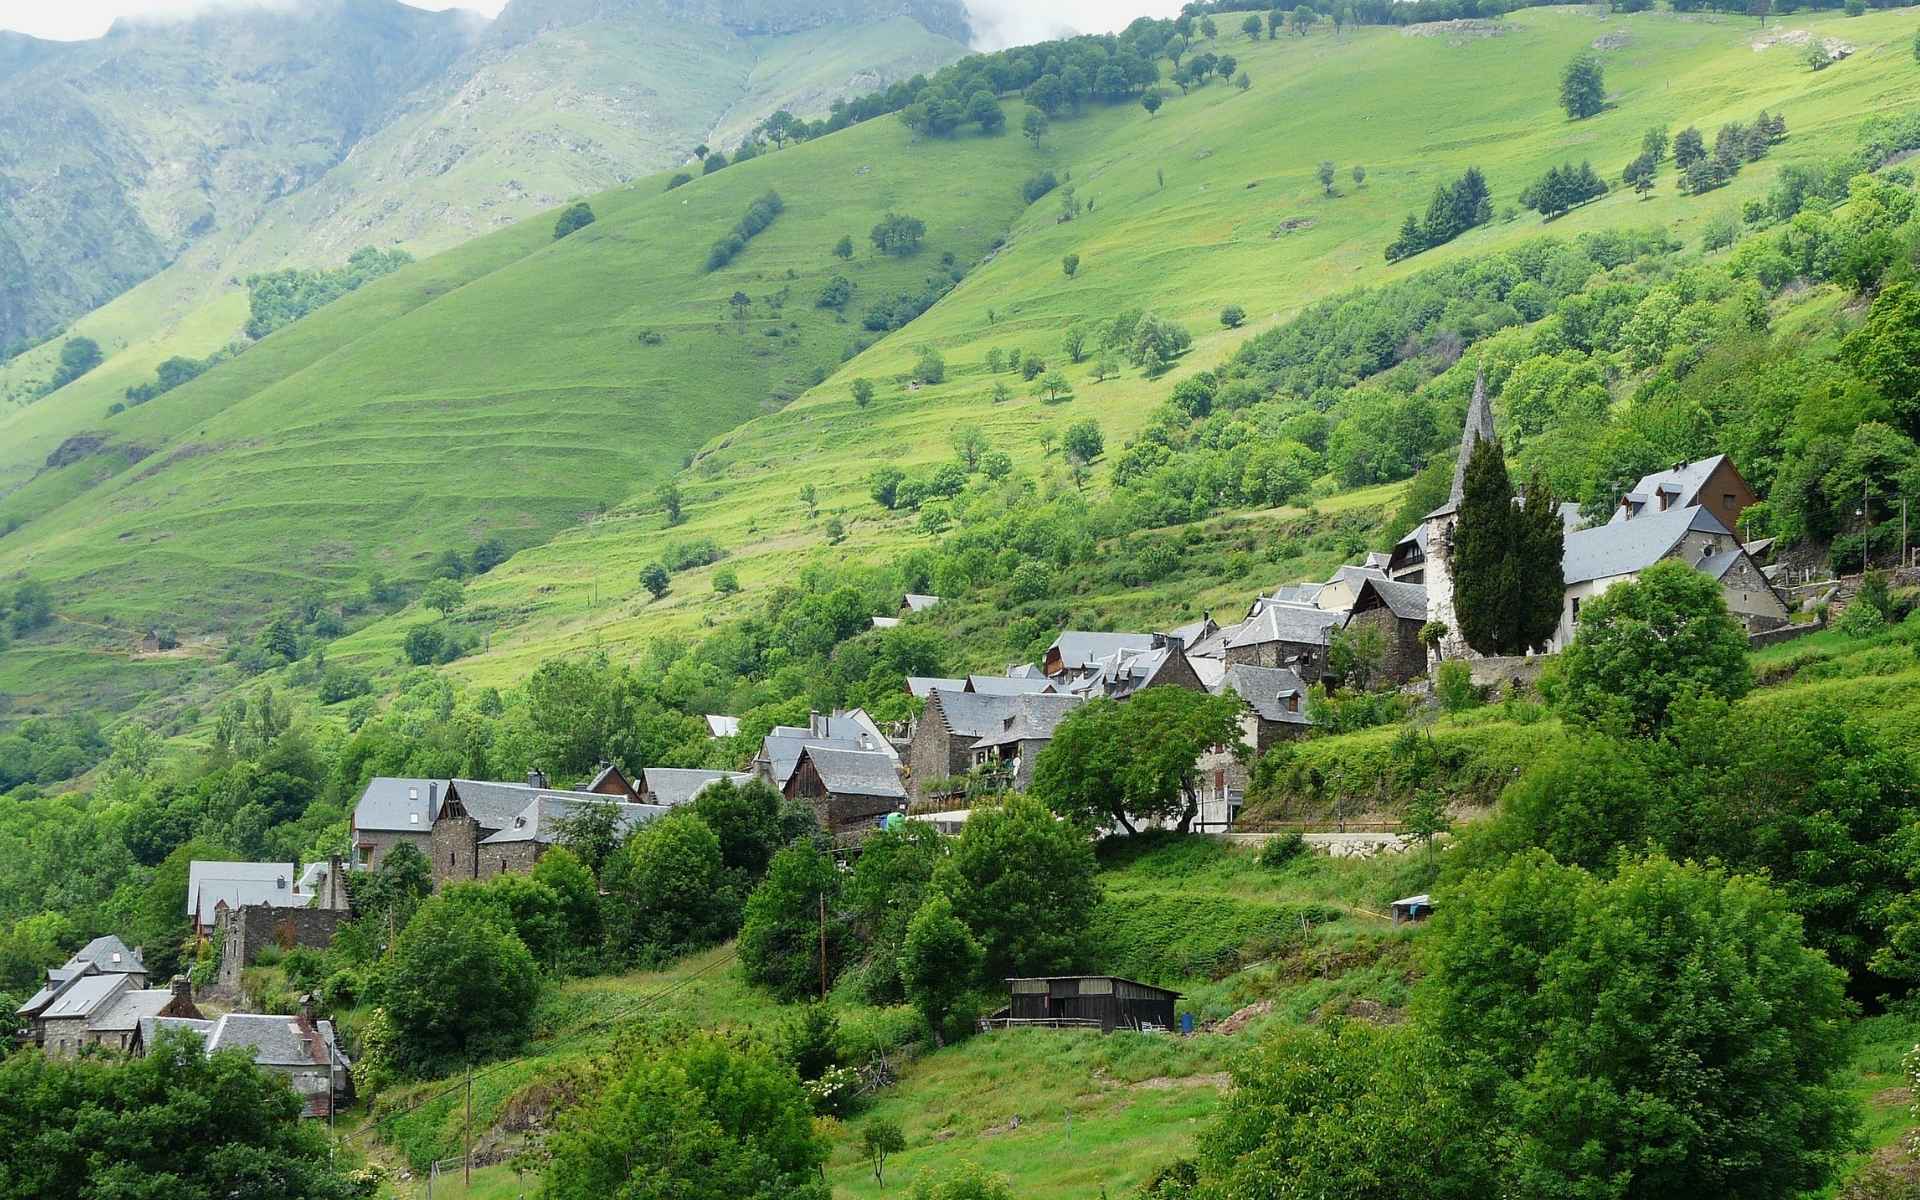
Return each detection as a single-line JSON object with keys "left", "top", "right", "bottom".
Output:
{"left": 1517, "top": 471, "right": 1567, "bottom": 651}
{"left": 1451, "top": 440, "right": 1565, "bottom": 655}
{"left": 1452, "top": 437, "right": 1516, "bottom": 655}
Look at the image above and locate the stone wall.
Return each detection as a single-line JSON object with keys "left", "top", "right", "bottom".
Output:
{"left": 907, "top": 697, "right": 970, "bottom": 800}
{"left": 219, "top": 904, "right": 350, "bottom": 990}
{"left": 1748, "top": 618, "right": 1827, "bottom": 650}
{"left": 476, "top": 841, "right": 546, "bottom": 881}
{"left": 351, "top": 828, "right": 431, "bottom": 872}
{"left": 1346, "top": 608, "right": 1426, "bottom": 685}
{"left": 431, "top": 814, "right": 482, "bottom": 889}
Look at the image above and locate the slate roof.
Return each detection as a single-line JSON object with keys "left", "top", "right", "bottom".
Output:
{"left": 479, "top": 796, "right": 667, "bottom": 846}
{"left": 1226, "top": 603, "right": 1346, "bottom": 648}
{"left": 1325, "top": 564, "right": 1387, "bottom": 588}
{"left": 144, "top": 1013, "right": 350, "bottom": 1073}
{"left": 1006, "top": 663, "right": 1046, "bottom": 680}
{"left": 762, "top": 734, "right": 868, "bottom": 788}
{"left": 969, "top": 694, "right": 1087, "bottom": 750}
{"left": 902, "top": 593, "right": 943, "bottom": 613}
{"left": 188, "top": 862, "right": 305, "bottom": 919}
{"left": 964, "top": 674, "right": 1058, "bottom": 696}
{"left": 446, "top": 779, "right": 623, "bottom": 832}
{"left": 1698, "top": 547, "right": 1746, "bottom": 581}
{"left": 1440, "top": 368, "right": 1495, "bottom": 513}
{"left": 585, "top": 762, "right": 638, "bottom": 797}
{"left": 1218, "top": 664, "right": 1312, "bottom": 725}
{"left": 65, "top": 935, "right": 144, "bottom": 975}
{"left": 1065, "top": 644, "right": 1180, "bottom": 700}
{"left": 926, "top": 689, "right": 1025, "bottom": 739}
{"left": 296, "top": 860, "right": 335, "bottom": 898}
{"left": 907, "top": 676, "right": 966, "bottom": 699}
{"left": 1166, "top": 616, "right": 1217, "bottom": 649}
{"left": 1046, "top": 631, "right": 1157, "bottom": 672}
{"left": 352, "top": 777, "right": 443, "bottom": 833}
{"left": 704, "top": 714, "right": 742, "bottom": 738}
{"left": 800, "top": 746, "right": 907, "bottom": 799}
{"left": 1608, "top": 455, "right": 1729, "bottom": 525}
{"left": 644, "top": 768, "right": 754, "bottom": 807}
{"left": 90, "top": 987, "right": 178, "bottom": 1033}
{"left": 39, "top": 973, "right": 125, "bottom": 1020}
{"left": 1353, "top": 578, "right": 1428, "bottom": 621}
{"left": 1186, "top": 620, "right": 1241, "bottom": 661}
{"left": 1260, "top": 583, "right": 1325, "bottom": 608}
{"left": 1557, "top": 501, "right": 1586, "bottom": 533}
{"left": 871, "top": 616, "right": 902, "bottom": 629}
{"left": 1562, "top": 505, "right": 1731, "bottom": 585}
{"left": 1190, "top": 657, "right": 1227, "bottom": 688}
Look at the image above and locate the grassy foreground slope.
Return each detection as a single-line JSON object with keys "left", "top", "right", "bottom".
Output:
{"left": 351, "top": 4, "right": 1920, "bottom": 687}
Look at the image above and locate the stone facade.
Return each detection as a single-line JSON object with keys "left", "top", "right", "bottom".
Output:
{"left": 1344, "top": 605, "right": 1427, "bottom": 685}
{"left": 353, "top": 827, "right": 431, "bottom": 872}
{"left": 785, "top": 757, "right": 901, "bottom": 834}
{"left": 908, "top": 692, "right": 976, "bottom": 800}
{"left": 476, "top": 840, "right": 546, "bottom": 881}
{"left": 1223, "top": 637, "right": 1328, "bottom": 680}
{"left": 218, "top": 905, "right": 351, "bottom": 990}
{"left": 431, "top": 813, "right": 483, "bottom": 889}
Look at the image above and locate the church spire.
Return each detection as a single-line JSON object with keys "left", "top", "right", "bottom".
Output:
{"left": 1449, "top": 367, "right": 1496, "bottom": 505}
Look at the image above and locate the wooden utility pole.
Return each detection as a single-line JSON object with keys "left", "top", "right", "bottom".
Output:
{"left": 465, "top": 1063, "right": 474, "bottom": 1187}
{"left": 818, "top": 893, "right": 829, "bottom": 1000}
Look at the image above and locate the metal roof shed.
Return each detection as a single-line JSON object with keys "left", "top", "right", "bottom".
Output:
{"left": 1001, "top": 975, "right": 1180, "bottom": 1033}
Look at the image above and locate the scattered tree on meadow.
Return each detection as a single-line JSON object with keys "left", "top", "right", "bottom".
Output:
{"left": 49, "top": 337, "right": 103, "bottom": 389}
{"left": 1519, "top": 161, "right": 1608, "bottom": 219}
{"left": 1062, "top": 418, "right": 1104, "bottom": 462}
{"left": 1560, "top": 52, "right": 1606, "bottom": 120}
{"left": 863, "top": 1119, "right": 908, "bottom": 1186}
{"left": 1317, "top": 160, "right": 1336, "bottom": 195}
{"left": 553, "top": 200, "right": 595, "bottom": 239}
{"left": 1062, "top": 252, "right": 1080, "bottom": 277}
{"left": 1022, "top": 108, "right": 1048, "bottom": 146}
{"left": 1220, "top": 304, "right": 1246, "bottom": 329}
{"left": 870, "top": 212, "right": 927, "bottom": 256}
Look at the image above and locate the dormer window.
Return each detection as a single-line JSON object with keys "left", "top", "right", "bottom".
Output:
{"left": 409, "top": 813, "right": 420, "bottom": 824}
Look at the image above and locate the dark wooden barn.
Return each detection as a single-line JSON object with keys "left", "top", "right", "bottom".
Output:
{"left": 1002, "top": 975, "right": 1179, "bottom": 1033}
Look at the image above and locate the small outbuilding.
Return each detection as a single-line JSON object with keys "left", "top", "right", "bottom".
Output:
{"left": 1001, "top": 975, "right": 1180, "bottom": 1033}
{"left": 1390, "top": 893, "right": 1433, "bottom": 925}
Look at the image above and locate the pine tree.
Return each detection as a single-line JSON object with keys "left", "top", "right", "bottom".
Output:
{"left": 1673, "top": 126, "right": 1706, "bottom": 170}
{"left": 1452, "top": 437, "right": 1516, "bottom": 655}
{"left": 1451, "top": 439, "right": 1563, "bottom": 655}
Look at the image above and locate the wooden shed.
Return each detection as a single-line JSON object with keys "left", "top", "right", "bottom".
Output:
{"left": 1390, "top": 893, "right": 1433, "bottom": 926}
{"left": 1002, "top": 975, "right": 1179, "bottom": 1033}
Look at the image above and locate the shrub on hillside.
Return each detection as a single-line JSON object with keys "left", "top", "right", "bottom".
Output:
{"left": 553, "top": 200, "right": 595, "bottom": 240}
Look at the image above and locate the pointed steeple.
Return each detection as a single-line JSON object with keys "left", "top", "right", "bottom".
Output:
{"left": 1448, "top": 367, "right": 1496, "bottom": 505}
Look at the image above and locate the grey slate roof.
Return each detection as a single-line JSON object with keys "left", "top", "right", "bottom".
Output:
{"left": 902, "top": 593, "right": 943, "bottom": 612}
{"left": 704, "top": 714, "right": 742, "bottom": 738}
{"left": 1354, "top": 578, "right": 1428, "bottom": 622}
{"left": 65, "top": 935, "right": 143, "bottom": 975}
{"left": 1446, "top": 368, "right": 1496, "bottom": 508}
{"left": 871, "top": 616, "right": 902, "bottom": 629}
{"left": 1325, "top": 564, "right": 1388, "bottom": 588}
{"left": 1046, "top": 631, "right": 1157, "bottom": 672}
{"left": 188, "top": 861, "right": 305, "bottom": 918}
{"left": 643, "top": 768, "right": 754, "bottom": 807}
{"left": 1217, "top": 664, "right": 1311, "bottom": 725}
{"left": 1065, "top": 644, "right": 1179, "bottom": 700}
{"left": 1562, "top": 505, "right": 1731, "bottom": 585}
{"left": 352, "top": 777, "right": 444, "bottom": 833}
{"left": 1226, "top": 602, "right": 1346, "bottom": 649}
{"left": 964, "top": 674, "right": 1058, "bottom": 696}
{"left": 1697, "top": 547, "right": 1746, "bottom": 581}
{"left": 969, "top": 694, "right": 1087, "bottom": 750}
{"left": 40, "top": 973, "right": 125, "bottom": 1019}
{"left": 446, "top": 779, "right": 623, "bottom": 832}
{"left": 1166, "top": 616, "right": 1217, "bottom": 649}
{"left": 1007, "top": 662, "right": 1046, "bottom": 679}
{"left": 90, "top": 987, "right": 177, "bottom": 1033}
{"left": 1558, "top": 501, "right": 1586, "bottom": 533}
{"left": 150, "top": 1012, "right": 349, "bottom": 1072}
{"left": 479, "top": 796, "right": 667, "bottom": 846}
{"left": 1608, "top": 455, "right": 1729, "bottom": 525}
{"left": 907, "top": 676, "right": 966, "bottom": 699}
{"left": 762, "top": 734, "right": 867, "bottom": 788}
{"left": 801, "top": 746, "right": 907, "bottom": 799}
{"left": 926, "top": 689, "right": 1021, "bottom": 739}
{"left": 1186, "top": 619, "right": 1242, "bottom": 661}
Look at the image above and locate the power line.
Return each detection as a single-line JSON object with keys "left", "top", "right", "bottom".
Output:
{"left": 345, "top": 948, "right": 740, "bottom": 1144}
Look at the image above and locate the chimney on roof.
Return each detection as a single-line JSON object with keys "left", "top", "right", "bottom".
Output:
{"left": 528, "top": 768, "right": 548, "bottom": 790}
{"left": 171, "top": 975, "right": 192, "bottom": 1005}
{"left": 276, "top": 875, "right": 287, "bottom": 890}
{"left": 1151, "top": 633, "right": 1167, "bottom": 649}
{"left": 299, "top": 993, "right": 316, "bottom": 1025}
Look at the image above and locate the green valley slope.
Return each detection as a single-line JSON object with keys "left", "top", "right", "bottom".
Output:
{"left": 338, "top": 5, "right": 1920, "bottom": 686}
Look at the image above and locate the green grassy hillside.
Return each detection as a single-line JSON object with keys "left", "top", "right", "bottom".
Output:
{"left": 0, "top": 3, "right": 965, "bottom": 493}
{"left": 6, "top": 5, "right": 1920, "bottom": 722}
{"left": 337, "top": 5, "right": 1920, "bottom": 689}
